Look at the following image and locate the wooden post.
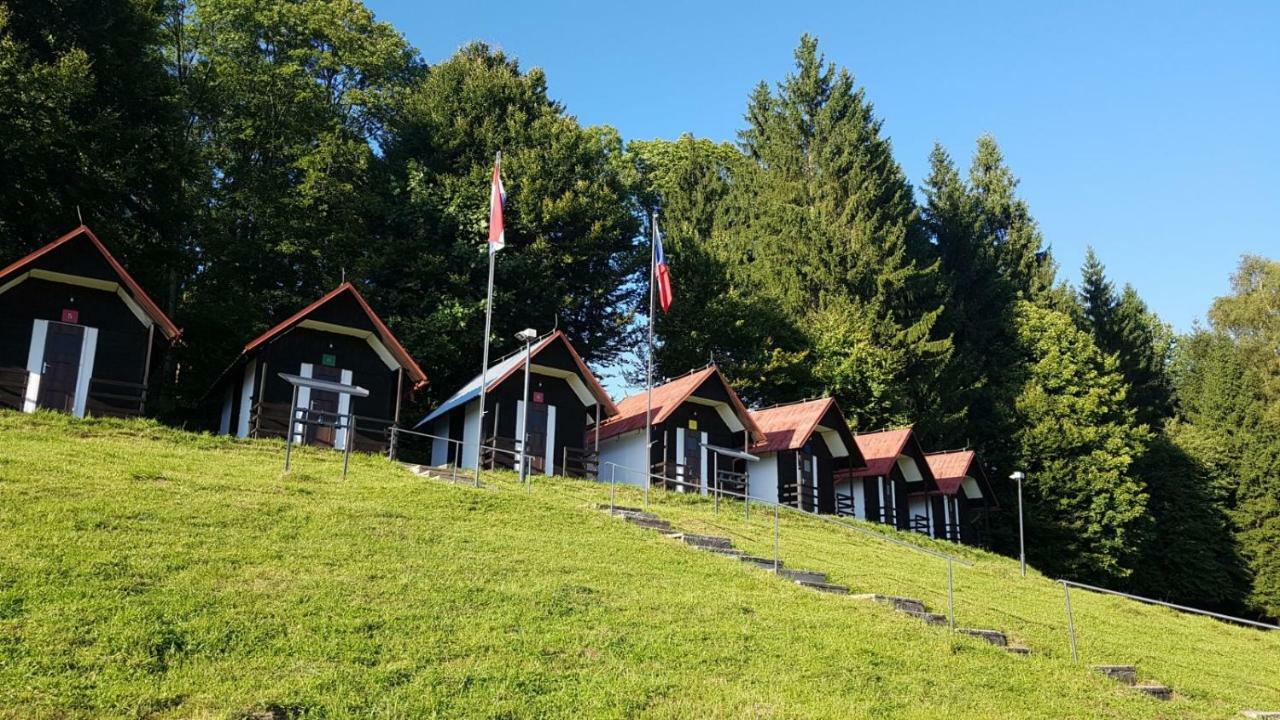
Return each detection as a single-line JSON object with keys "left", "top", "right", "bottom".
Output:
{"left": 139, "top": 323, "right": 155, "bottom": 414}
{"left": 393, "top": 367, "right": 404, "bottom": 428}
{"left": 253, "top": 361, "right": 268, "bottom": 438}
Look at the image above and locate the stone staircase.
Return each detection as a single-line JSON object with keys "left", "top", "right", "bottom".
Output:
{"left": 848, "top": 593, "right": 1031, "bottom": 654}
{"left": 601, "top": 504, "right": 1046, "bottom": 643}
{"left": 1092, "top": 664, "right": 1173, "bottom": 701}
{"left": 602, "top": 505, "right": 850, "bottom": 594}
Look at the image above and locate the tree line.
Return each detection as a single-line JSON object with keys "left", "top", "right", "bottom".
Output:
{"left": 1, "top": 1, "right": 1276, "bottom": 619}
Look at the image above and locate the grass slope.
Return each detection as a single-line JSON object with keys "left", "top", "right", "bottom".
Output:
{"left": 0, "top": 412, "right": 1276, "bottom": 719}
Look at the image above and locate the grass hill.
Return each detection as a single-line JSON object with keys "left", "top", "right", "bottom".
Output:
{"left": 1, "top": 412, "right": 1277, "bottom": 719}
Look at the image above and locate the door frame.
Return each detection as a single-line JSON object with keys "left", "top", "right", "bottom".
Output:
{"left": 23, "top": 319, "right": 98, "bottom": 418}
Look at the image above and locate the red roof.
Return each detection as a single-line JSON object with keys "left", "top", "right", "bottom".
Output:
{"left": 837, "top": 428, "right": 914, "bottom": 479}
{"left": 242, "top": 282, "right": 428, "bottom": 389}
{"left": 749, "top": 398, "right": 838, "bottom": 454}
{"left": 0, "top": 225, "right": 181, "bottom": 340}
{"left": 596, "top": 366, "right": 763, "bottom": 443}
{"left": 924, "top": 450, "right": 977, "bottom": 495}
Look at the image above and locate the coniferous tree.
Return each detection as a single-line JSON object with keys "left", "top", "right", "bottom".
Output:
{"left": 1010, "top": 302, "right": 1151, "bottom": 582}
{"left": 969, "top": 136, "right": 1057, "bottom": 304}
{"left": 708, "top": 35, "right": 951, "bottom": 429}
{"left": 370, "top": 43, "right": 643, "bottom": 408}
{"left": 1079, "top": 248, "right": 1175, "bottom": 427}
{"left": 629, "top": 136, "right": 807, "bottom": 401}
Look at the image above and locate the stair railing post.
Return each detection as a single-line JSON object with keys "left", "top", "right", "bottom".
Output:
{"left": 283, "top": 384, "right": 299, "bottom": 473}
{"left": 947, "top": 557, "right": 955, "bottom": 632}
{"left": 1063, "top": 580, "right": 1079, "bottom": 663}
{"left": 773, "top": 502, "right": 780, "bottom": 573}
{"left": 341, "top": 415, "right": 355, "bottom": 480}
{"left": 713, "top": 454, "right": 719, "bottom": 514}
{"left": 609, "top": 463, "right": 616, "bottom": 513}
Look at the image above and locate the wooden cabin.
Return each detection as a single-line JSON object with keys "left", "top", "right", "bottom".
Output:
{"left": 833, "top": 428, "right": 939, "bottom": 531}
{"left": 208, "top": 282, "right": 427, "bottom": 452}
{"left": 596, "top": 365, "right": 765, "bottom": 495}
{"left": 919, "top": 450, "right": 998, "bottom": 544}
{"left": 415, "top": 331, "right": 617, "bottom": 477}
{"left": 0, "top": 226, "right": 180, "bottom": 418}
{"left": 746, "top": 398, "right": 865, "bottom": 514}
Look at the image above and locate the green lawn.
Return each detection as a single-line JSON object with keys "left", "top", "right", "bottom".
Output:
{"left": 1, "top": 412, "right": 1276, "bottom": 718}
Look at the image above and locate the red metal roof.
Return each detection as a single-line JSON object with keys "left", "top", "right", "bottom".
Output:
{"left": 0, "top": 225, "right": 181, "bottom": 340}
{"left": 924, "top": 450, "right": 976, "bottom": 495}
{"left": 242, "top": 282, "right": 428, "bottom": 389}
{"left": 596, "top": 366, "right": 763, "bottom": 443}
{"left": 834, "top": 428, "right": 914, "bottom": 480}
{"left": 749, "top": 398, "right": 838, "bottom": 454}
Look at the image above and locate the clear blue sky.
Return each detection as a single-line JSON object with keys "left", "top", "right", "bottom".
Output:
{"left": 368, "top": 0, "right": 1277, "bottom": 334}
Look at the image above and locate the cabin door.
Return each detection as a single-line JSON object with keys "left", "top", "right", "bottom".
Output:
{"left": 524, "top": 401, "right": 549, "bottom": 473}
{"left": 37, "top": 322, "right": 85, "bottom": 413}
{"left": 796, "top": 446, "right": 816, "bottom": 512}
{"left": 674, "top": 427, "right": 705, "bottom": 492}
{"left": 305, "top": 365, "right": 342, "bottom": 448}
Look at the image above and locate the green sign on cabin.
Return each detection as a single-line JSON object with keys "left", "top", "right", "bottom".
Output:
{"left": 322, "top": 353, "right": 336, "bottom": 368}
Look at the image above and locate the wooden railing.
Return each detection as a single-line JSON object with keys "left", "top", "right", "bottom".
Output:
{"left": 909, "top": 514, "right": 932, "bottom": 535}
{"left": 0, "top": 367, "right": 146, "bottom": 417}
{"left": 250, "top": 401, "right": 395, "bottom": 453}
{"left": 835, "top": 493, "right": 856, "bottom": 517}
{"left": 780, "top": 480, "right": 821, "bottom": 512}
{"left": 86, "top": 378, "right": 146, "bottom": 418}
{"left": 561, "top": 446, "right": 598, "bottom": 478}
{"left": 0, "top": 367, "right": 26, "bottom": 411}
{"left": 480, "top": 436, "right": 520, "bottom": 471}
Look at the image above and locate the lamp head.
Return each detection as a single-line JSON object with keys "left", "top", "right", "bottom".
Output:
{"left": 1009, "top": 471, "right": 1025, "bottom": 482}
{"left": 515, "top": 328, "right": 537, "bottom": 342}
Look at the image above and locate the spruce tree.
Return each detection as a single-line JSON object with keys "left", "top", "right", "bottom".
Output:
{"left": 711, "top": 35, "right": 951, "bottom": 429}
{"left": 1079, "top": 248, "right": 1175, "bottom": 427}
{"left": 969, "top": 136, "right": 1057, "bottom": 303}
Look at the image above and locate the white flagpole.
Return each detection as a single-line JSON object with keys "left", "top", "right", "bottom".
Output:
{"left": 475, "top": 151, "right": 500, "bottom": 486}
{"left": 645, "top": 210, "right": 657, "bottom": 483}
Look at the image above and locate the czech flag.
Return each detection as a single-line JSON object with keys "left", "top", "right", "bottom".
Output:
{"left": 488, "top": 155, "right": 505, "bottom": 253}
{"left": 654, "top": 219, "right": 673, "bottom": 313}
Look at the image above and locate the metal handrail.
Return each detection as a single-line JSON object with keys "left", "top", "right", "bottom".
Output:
{"left": 1059, "top": 578, "right": 1279, "bottom": 632}
{"left": 600, "top": 459, "right": 973, "bottom": 567}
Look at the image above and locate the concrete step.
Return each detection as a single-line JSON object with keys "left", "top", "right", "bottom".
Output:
{"left": 1241, "top": 712, "right": 1280, "bottom": 719}
{"left": 1092, "top": 665, "right": 1137, "bottom": 685}
{"left": 850, "top": 594, "right": 928, "bottom": 615}
{"left": 624, "top": 516, "right": 673, "bottom": 531}
{"left": 707, "top": 547, "right": 746, "bottom": 558}
{"left": 596, "top": 504, "right": 645, "bottom": 514}
{"left": 957, "top": 628, "right": 1008, "bottom": 647}
{"left": 1132, "top": 684, "right": 1172, "bottom": 701}
{"left": 739, "top": 555, "right": 783, "bottom": 569}
{"left": 1005, "top": 645, "right": 1032, "bottom": 656}
{"left": 672, "top": 533, "right": 735, "bottom": 551}
{"left": 776, "top": 568, "right": 828, "bottom": 584}
{"left": 905, "top": 610, "right": 948, "bottom": 626}
{"left": 795, "top": 579, "right": 850, "bottom": 594}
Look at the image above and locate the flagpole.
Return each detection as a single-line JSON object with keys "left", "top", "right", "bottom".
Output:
{"left": 475, "top": 151, "right": 500, "bottom": 486}
{"left": 645, "top": 210, "right": 657, "bottom": 484}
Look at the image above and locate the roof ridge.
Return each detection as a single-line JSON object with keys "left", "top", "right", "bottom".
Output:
{"left": 852, "top": 424, "right": 914, "bottom": 436}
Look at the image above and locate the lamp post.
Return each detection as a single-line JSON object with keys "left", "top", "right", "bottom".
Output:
{"left": 515, "top": 328, "right": 537, "bottom": 486}
{"left": 1010, "top": 471, "right": 1026, "bottom": 577}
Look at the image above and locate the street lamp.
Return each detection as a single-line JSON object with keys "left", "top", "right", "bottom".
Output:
{"left": 1010, "top": 471, "right": 1026, "bottom": 576}
{"left": 515, "top": 328, "right": 537, "bottom": 486}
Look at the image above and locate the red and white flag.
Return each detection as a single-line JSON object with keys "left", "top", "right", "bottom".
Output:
{"left": 654, "top": 217, "right": 673, "bottom": 313}
{"left": 488, "top": 155, "right": 506, "bottom": 253}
